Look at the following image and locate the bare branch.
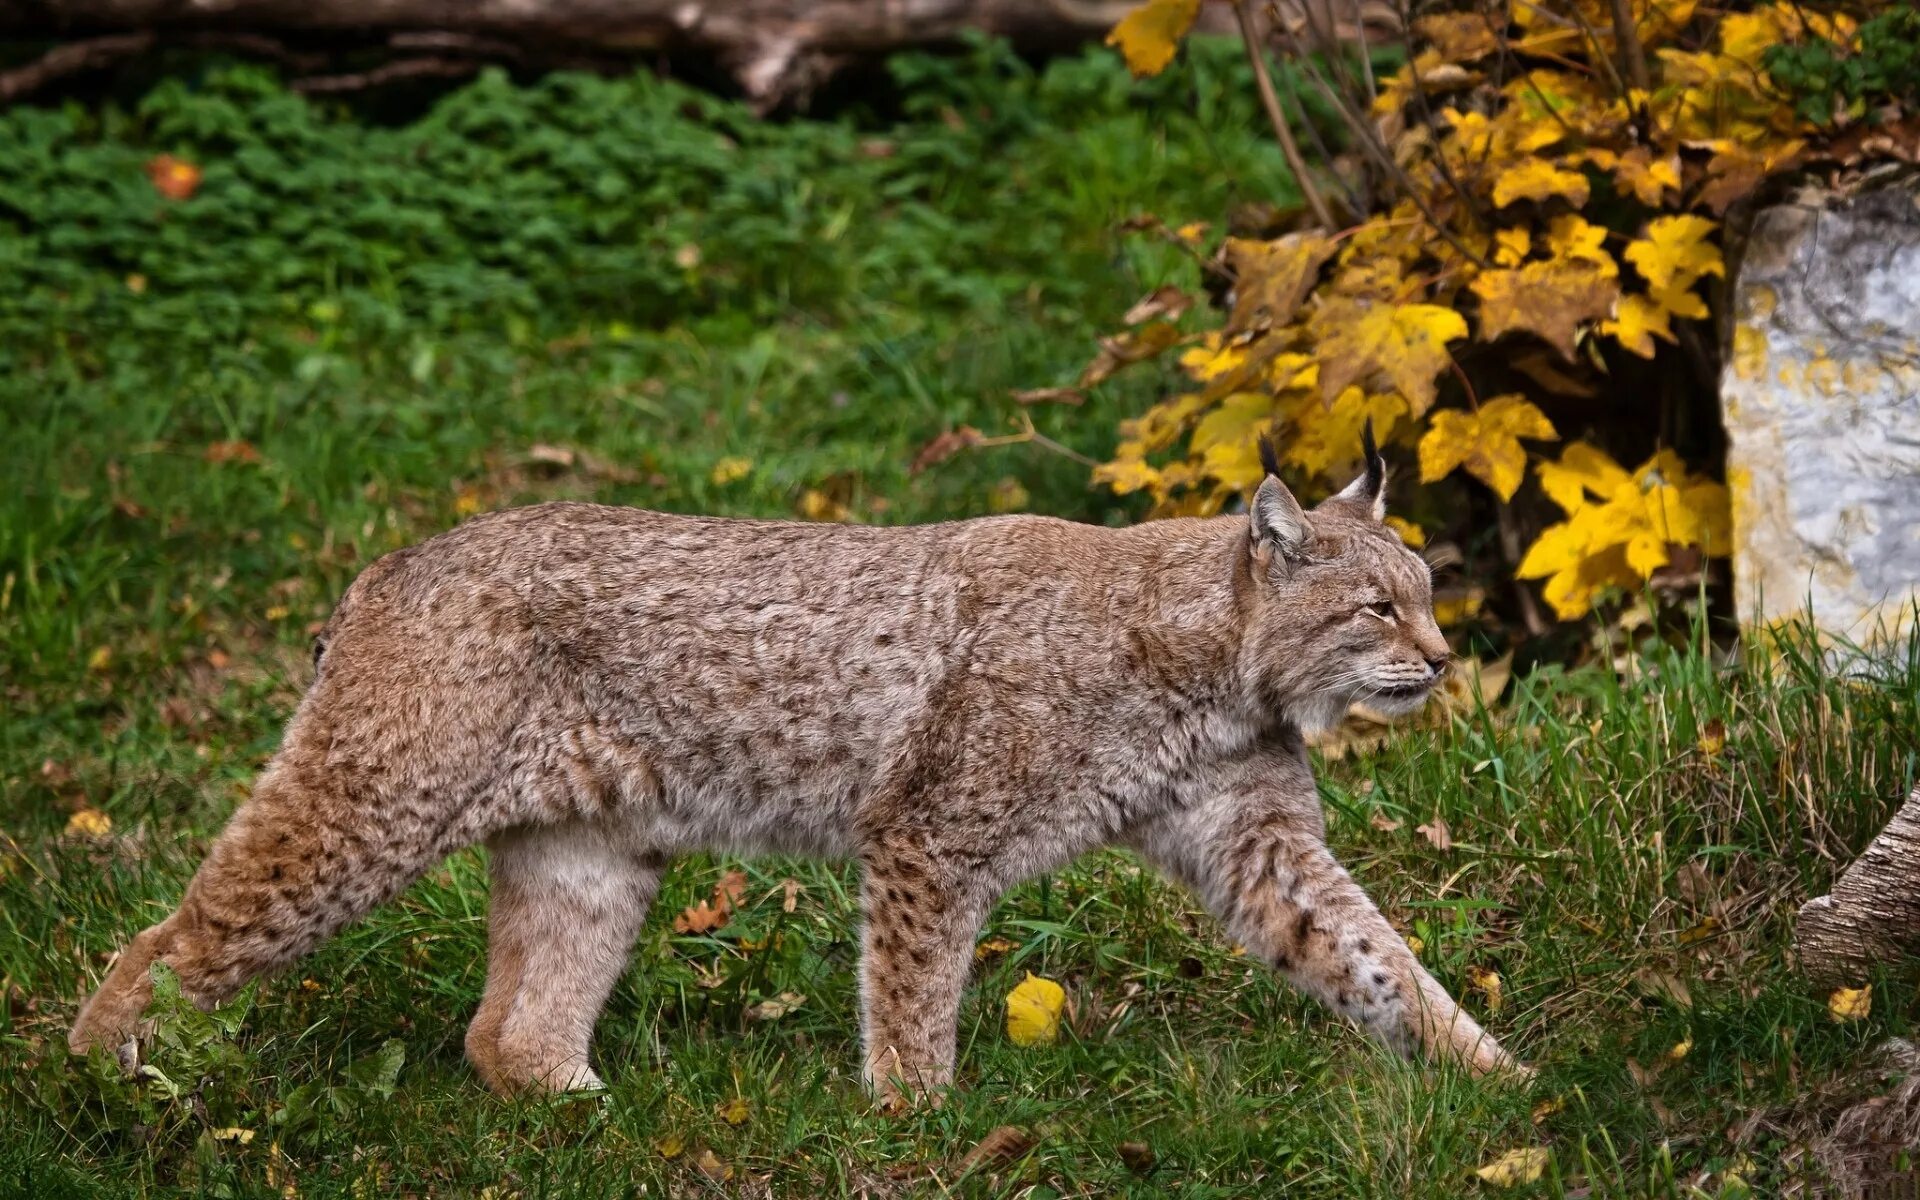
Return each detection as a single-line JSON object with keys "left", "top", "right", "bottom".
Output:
{"left": 1233, "top": 0, "right": 1338, "bottom": 230}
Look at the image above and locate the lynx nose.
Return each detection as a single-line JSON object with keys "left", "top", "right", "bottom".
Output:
{"left": 1425, "top": 653, "right": 1450, "bottom": 678}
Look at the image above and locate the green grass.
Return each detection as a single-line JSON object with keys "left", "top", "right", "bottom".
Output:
{"left": 4, "top": 39, "right": 1920, "bottom": 1200}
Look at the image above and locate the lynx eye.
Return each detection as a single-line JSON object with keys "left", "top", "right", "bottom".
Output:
{"left": 1364, "top": 600, "right": 1396, "bottom": 621}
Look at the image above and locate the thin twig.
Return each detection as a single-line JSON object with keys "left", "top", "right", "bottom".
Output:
{"left": 1495, "top": 503, "right": 1551, "bottom": 636}
{"left": 1277, "top": 29, "right": 1489, "bottom": 267}
{"left": 1607, "top": 0, "right": 1652, "bottom": 95}
{"left": 0, "top": 33, "right": 153, "bottom": 103}
{"left": 293, "top": 57, "right": 481, "bottom": 94}
{"left": 1232, "top": 0, "right": 1338, "bottom": 230}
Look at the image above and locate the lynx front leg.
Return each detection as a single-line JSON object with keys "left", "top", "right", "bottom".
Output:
{"left": 1134, "top": 778, "right": 1520, "bottom": 1077}
{"left": 856, "top": 836, "right": 993, "bottom": 1111}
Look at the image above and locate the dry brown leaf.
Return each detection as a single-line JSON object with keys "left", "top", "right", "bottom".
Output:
{"left": 1416, "top": 817, "right": 1453, "bottom": 851}
{"left": 673, "top": 869, "right": 749, "bottom": 935}
{"left": 910, "top": 426, "right": 983, "bottom": 474}
{"left": 954, "top": 1125, "right": 1036, "bottom": 1176}
{"left": 1370, "top": 812, "right": 1403, "bottom": 832}
{"left": 204, "top": 440, "right": 261, "bottom": 465}
{"left": 1009, "top": 386, "right": 1086, "bottom": 407}
{"left": 1122, "top": 284, "right": 1193, "bottom": 326}
{"left": 1472, "top": 259, "right": 1620, "bottom": 360}
{"left": 1224, "top": 232, "right": 1337, "bottom": 334}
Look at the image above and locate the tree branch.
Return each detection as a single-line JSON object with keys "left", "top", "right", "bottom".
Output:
{"left": 1232, "top": 0, "right": 1338, "bottom": 230}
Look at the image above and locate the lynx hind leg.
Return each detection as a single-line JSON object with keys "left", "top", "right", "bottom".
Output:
{"left": 857, "top": 839, "right": 994, "bottom": 1111}
{"left": 465, "top": 822, "right": 663, "bottom": 1094}
{"left": 1138, "top": 815, "right": 1520, "bottom": 1078}
{"left": 69, "top": 753, "right": 469, "bottom": 1064}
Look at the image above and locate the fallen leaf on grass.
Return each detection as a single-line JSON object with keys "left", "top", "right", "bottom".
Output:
{"left": 1697, "top": 718, "right": 1727, "bottom": 757}
{"left": 1369, "top": 812, "right": 1403, "bottom": 832}
{"left": 694, "top": 1148, "right": 733, "bottom": 1182}
{"left": 1829, "top": 985, "right": 1872, "bottom": 1023}
{"left": 1530, "top": 1096, "right": 1564, "bottom": 1123}
{"left": 212, "top": 1127, "right": 255, "bottom": 1144}
{"left": 1635, "top": 968, "right": 1692, "bottom": 1009}
{"left": 656, "top": 1133, "right": 685, "bottom": 1159}
{"left": 673, "top": 869, "right": 748, "bottom": 935}
{"left": 1006, "top": 973, "right": 1066, "bottom": 1046}
{"left": 746, "top": 992, "right": 805, "bottom": 1021}
{"left": 1667, "top": 1037, "right": 1693, "bottom": 1061}
{"left": 955, "top": 1125, "right": 1036, "bottom": 1176}
{"left": 717, "top": 1096, "right": 749, "bottom": 1125}
{"left": 1416, "top": 817, "right": 1453, "bottom": 851}
{"left": 65, "top": 809, "right": 112, "bottom": 839}
{"left": 709, "top": 456, "right": 753, "bottom": 486}
{"left": 203, "top": 440, "right": 260, "bottom": 465}
{"left": 1473, "top": 1146, "right": 1549, "bottom": 1186}
{"left": 1467, "top": 966, "right": 1504, "bottom": 1014}
{"left": 975, "top": 935, "right": 1019, "bottom": 961}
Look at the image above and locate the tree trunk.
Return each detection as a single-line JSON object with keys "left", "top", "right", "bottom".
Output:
{"left": 1796, "top": 783, "right": 1920, "bottom": 987}
{"left": 0, "top": 0, "right": 1144, "bottom": 105}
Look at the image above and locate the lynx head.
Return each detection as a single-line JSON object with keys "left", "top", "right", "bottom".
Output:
{"left": 1241, "top": 425, "right": 1450, "bottom": 734}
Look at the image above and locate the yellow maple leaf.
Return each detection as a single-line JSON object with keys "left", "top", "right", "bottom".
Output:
{"left": 799, "top": 489, "right": 850, "bottom": 522}
{"left": 1178, "top": 334, "right": 1248, "bottom": 383}
{"left": 717, "top": 1096, "right": 750, "bottom": 1125}
{"left": 1094, "top": 455, "right": 1163, "bottom": 497}
{"left": 1419, "top": 395, "right": 1558, "bottom": 500}
{"left": 1492, "top": 228, "right": 1531, "bottom": 267}
{"left": 1473, "top": 1147, "right": 1550, "bottom": 1187}
{"left": 1543, "top": 215, "right": 1615, "bottom": 275}
{"left": 1225, "top": 233, "right": 1337, "bottom": 334}
{"left": 709, "top": 456, "right": 753, "bottom": 486}
{"left": 1535, "top": 442, "right": 1630, "bottom": 513}
{"left": 1624, "top": 215, "right": 1724, "bottom": 296}
{"left": 1519, "top": 448, "right": 1729, "bottom": 617}
{"left": 1613, "top": 146, "right": 1682, "bottom": 206}
{"left": 1385, "top": 516, "right": 1426, "bottom": 548}
{"left": 1312, "top": 300, "right": 1468, "bottom": 416}
{"left": 1105, "top": 0, "right": 1201, "bottom": 78}
{"left": 1828, "top": 985, "right": 1871, "bottom": 1023}
{"left": 1492, "top": 159, "right": 1590, "bottom": 209}
{"left": 1466, "top": 965, "right": 1505, "bottom": 1014}
{"left": 1006, "top": 973, "right": 1067, "bottom": 1046}
{"left": 1288, "top": 388, "right": 1410, "bottom": 481}
{"left": 1601, "top": 293, "right": 1676, "bottom": 358}
{"left": 1472, "top": 257, "right": 1619, "bottom": 359}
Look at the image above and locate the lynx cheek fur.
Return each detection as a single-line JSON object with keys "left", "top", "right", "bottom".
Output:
{"left": 70, "top": 441, "right": 1520, "bottom": 1103}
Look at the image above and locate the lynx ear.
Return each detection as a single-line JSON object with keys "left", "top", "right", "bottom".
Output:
{"left": 1251, "top": 439, "right": 1309, "bottom": 558}
{"left": 1327, "top": 418, "right": 1388, "bottom": 521}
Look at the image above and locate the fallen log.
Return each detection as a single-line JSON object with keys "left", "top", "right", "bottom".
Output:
{"left": 0, "top": 0, "right": 1141, "bottom": 106}
{"left": 1796, "top": 782, "right": 1920, "bottom": 987}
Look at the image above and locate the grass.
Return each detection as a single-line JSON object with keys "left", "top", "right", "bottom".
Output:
{"left": 4, "top": 40, "right": 1920, "bottom": 1200}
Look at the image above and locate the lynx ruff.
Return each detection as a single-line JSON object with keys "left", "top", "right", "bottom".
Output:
{"left": 70, "top": 437, "right": 1522, "bottom": 1105}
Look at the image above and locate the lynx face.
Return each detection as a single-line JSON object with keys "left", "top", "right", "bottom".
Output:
{"left": 1242, "top": 451, "right": 1452, "bottom": 733}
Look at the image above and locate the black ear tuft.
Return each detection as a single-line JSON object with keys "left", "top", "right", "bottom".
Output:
{"left": 1258, "top": 435, "right": 1282, "bottom": 480}
{"left": 1360, "top": 418, "right": 1384, "bottom": 500}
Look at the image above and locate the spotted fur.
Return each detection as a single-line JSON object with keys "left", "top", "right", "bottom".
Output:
{"left": 69, "top": 462, "right": 1520, "bottom": 1103}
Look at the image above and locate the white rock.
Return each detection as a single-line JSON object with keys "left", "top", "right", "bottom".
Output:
{"left": 1722, "top": 182, "right": 1920, "bottom": 645}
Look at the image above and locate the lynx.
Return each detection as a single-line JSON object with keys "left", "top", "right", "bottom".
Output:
{"left": 70, "top": 438, "right": 1521, "bottom": 1104}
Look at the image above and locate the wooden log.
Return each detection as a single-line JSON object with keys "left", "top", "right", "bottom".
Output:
{"left": 0, "top": 0, "right": 1142, "bottom": 105}
{"left": 1796, "top": 783, "right": 1920, "bottom": 987}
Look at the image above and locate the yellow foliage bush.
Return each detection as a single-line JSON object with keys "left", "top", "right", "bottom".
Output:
{"left": 1083, "top": 0, "right": 1879, "bottom": 621}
